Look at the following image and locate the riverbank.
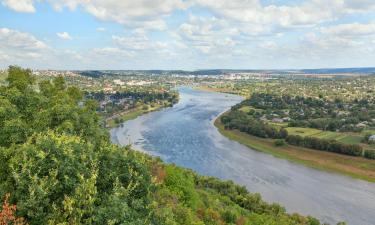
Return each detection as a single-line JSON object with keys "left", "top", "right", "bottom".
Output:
{"left": 194, "top": 85, "right": 241, "bottom": 95}
{"left": 215, "top": 115, "right": 375, "bottom": 183}
{"left": 106, "top": 103, "right": 170, "bottom": 128}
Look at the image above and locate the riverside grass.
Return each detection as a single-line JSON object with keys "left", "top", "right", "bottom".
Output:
{"left": 106, "top": 103, "right": 168, "bottom": 128}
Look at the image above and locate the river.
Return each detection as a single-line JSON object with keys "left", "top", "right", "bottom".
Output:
{"left": 110, "top": 87, "right": 375, "bottom": 225}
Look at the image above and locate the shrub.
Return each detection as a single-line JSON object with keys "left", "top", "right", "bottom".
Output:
{"left": 364, "top": 150, "right": 375, "bottom": 159}
{"left": 274, "top": 139, "right": 286, "bottom": 147}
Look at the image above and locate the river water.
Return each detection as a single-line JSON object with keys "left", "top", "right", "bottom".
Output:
{"left": 110, "top": 87, "right": 375, "bottom": 225}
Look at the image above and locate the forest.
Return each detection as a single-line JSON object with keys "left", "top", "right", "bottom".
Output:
{"left": 238, "top": 93, "right": 375, "bottom": 132}
{"left": 221, "top": 102, "right": 375, "bottom": 159}
{"left": 0, "top": 66, "right": 333, "bottom": 224}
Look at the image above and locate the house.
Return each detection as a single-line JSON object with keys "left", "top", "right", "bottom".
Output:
{"left": 113, "top": 79, "right": 125, "bottom": 86}
{"left": 260, "top": 115, "right": 267, "bottom": 121}
{"left": 272, "top": 118, "right": 284, "bottom": 123}
{"left": 356, "top": 122, "right": 367, "bottom": 128}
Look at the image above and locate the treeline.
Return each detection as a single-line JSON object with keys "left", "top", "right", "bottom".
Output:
{"left": 286, "top": 135, "right": 363, "bottom": 156}
{"left": 242, "top": 93, "right": 325, "bottom": 110}
{"left": 221, "top": 110, "right": 288, "bottom": 139}
{"left": 0, "top": 66, "right": 329, "bottom": 224}
{"left": 88, "top": 89, "right": 178, "bottom": 104}
{"left": 364, "top": 150, "right": 375, "bottom": 159}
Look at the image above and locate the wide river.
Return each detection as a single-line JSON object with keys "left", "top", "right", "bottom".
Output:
{"left": 111, "top": 87, "right": 375, "bottom": 225}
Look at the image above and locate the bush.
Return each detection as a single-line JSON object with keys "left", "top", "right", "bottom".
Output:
{"left": 364, "top": 150, "right": 375, "bottom": 159}
{"left": 274, "top": 139, "right": 286, "bottom": 147}
{"left": 1, "top": 132, "right": 152, "bottom": 224}
{"left": 164, "top": 165, "right": 199, "bottom": 209}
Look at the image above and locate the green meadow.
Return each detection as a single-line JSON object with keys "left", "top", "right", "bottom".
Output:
{"left": 285, "top": 127, "right": 364, "bottom": 145}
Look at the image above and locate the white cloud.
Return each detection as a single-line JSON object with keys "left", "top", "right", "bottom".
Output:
{"left": 57, "top": 32, "right": 72, "bottom": 40}
{"left": 192, "top": 0, "right": 336, "bottom": 28}
{"left": 0, "top": 28, "right": 47, "bottom": 50}
{"left": 91, "top": 47, "right": 133, "bottom": 58}
{"left": 96, "top": 27, "right": 106, "bottom": 32}
{"left": 2, "top": 0, "right": 35, "bottom": 13}
{"left": 259, "top": 41, "right": 278, "bottom": 50}
{"left": 191, "top": 0, "right": 375, "bottom": 30}
{"left": 112, "top": 35, "right": 168, "bottom": 51}
{"left": 341, "top": 0, "right": 375, "bottom": 13}
{"left": 3, "top": 0, "right": 187, "bottom": 31}
{"left": 0, "top": 28, "right": 54, "bottom": 68}
{"left": 176, "top": 16, "right": 239, "bottom": 55}
{"left": 0, "top": 51, "right": 10, "bottom": 61}
{"left": 45, "top": 0, "right": 188, "bottom": 30}
{"left": 4, "top": 0, "right": 375, "bottom": 33}
{"left": 249, "top": 30, "right": 371, "bottom": 68}
{"left": 3, "top": 0, "right": 375, "bottom": 69}
{"left": 321, "top": 22, "right": 375, "bottom": 36}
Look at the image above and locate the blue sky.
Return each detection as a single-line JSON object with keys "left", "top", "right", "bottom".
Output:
{"left": 1, "top": 0, "right": 375, "bottom": 70}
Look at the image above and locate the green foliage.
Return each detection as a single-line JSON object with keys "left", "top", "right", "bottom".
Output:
{"left": 0, "top": 131, "right": 152, "bottom": 225}
{"left": 142, "top": 105, "right": 150, "bottom": 110}
{"left": 286, "top": 135, "right": 363, "bottom": 156}
{"left": 164, "top": 165, "right": 199, "bottom": 209}
{"left": 6, "top": 66, "right": 34, "bottom": 91}
{"left": 274, "top": 139, "right": 286, "bottom": 147}
{"left": 223, "top": 102, "right": 367, "bottom": 158}
{"left": 222, "top": 110, "right": 288, "bottom": 139}
{"left": 364, "top": 150, "right": 375, "bottom": 159}
{"left": 0, "top": 66, "right": 330, "bottom": 225}
{"left": 0, "top": 68, "right": 108, "bottom": 148}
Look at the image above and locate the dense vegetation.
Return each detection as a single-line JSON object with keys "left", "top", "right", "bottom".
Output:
{"left": 202, "top": 76, "right": 375, "bottom": 103}
{"left": 89, "top": 89, "right": 178, "bottom": 105}
{"left": 239, "top": 93, "right": 375, "bottom": 132}
{"left": 88, "top": 89, "right": 178, "bottom": 119}
{"left": 221, "top": 110, "right": 287, "bottom": 139}
{"left": 285, "top": 135, "right": 362, "bottom": 156}
{"left": 0, "top": 66, "right": 333, "bottom": 224}
{"left": 221, "top": 105, "right": 375, "bottom": 158}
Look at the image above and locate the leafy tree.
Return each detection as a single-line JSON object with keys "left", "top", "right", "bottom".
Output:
{"left": 6, "top": 66, "right": 34, "bottom": 91}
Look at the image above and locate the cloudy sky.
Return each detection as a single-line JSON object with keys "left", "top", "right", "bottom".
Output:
{"left": 1, "top": 0, "right": 375, "bottom": 70}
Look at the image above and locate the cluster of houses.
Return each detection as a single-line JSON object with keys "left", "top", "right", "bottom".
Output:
{"left": 98, "top": 95, "right": 136, "bottom": 113}
{"left": 369, "top": 135, "right": 375, "bottom": 143}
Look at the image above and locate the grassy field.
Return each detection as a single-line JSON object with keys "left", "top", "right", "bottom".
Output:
{"left": 215, "top": 116, "right": 375, "bottom": 182}
{"left": 238, "top": 105, "right": 264, "bottom": 113}
{"left": 195, "top": 85, "right": 241, "bottom": 95}
{"left": 285, "top": 127, "right": 364, "bottom": 145}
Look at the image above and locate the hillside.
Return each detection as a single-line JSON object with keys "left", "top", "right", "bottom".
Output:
{"left": 0, "top": 66, "right": 330, "bottom": 224}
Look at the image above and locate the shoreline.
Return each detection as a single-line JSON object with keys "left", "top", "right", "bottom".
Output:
{"left": 214, "top": 113, "right": 375, "bottom": 183}
{"left": 106, "top": 103, "right": 171, "bottom": 129}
